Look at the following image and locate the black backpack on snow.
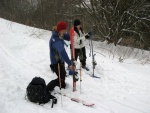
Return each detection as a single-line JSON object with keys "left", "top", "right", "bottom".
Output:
{"left": 26, "top": 77, "right": 57, "bottom": 107}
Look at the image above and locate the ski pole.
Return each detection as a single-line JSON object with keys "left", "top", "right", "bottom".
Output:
{"left": 89, "top": 29, "right": 100, "bottom": 78}
{"left": 89, "top": 30, "right": 94, "bottom": 77}
{"left": 89, "top": 37, "right": 91, "bottom": 57}
{"left": 80, "top": 62, "right": 82, "bottom": 94}
{"left": 58, "top": 63, "right": 63, "bottom": 107}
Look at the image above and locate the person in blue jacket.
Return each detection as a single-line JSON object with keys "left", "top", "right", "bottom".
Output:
{"left": 47, "top": 21, "right": 75, "bottom": 91}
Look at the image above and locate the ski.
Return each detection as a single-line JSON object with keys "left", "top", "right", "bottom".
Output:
{"left": 85, "top": 71, "right": 100, "bottom": 78}
{"left": 89, "top": 30, "right": 100, "bottom": 79}
{"left": 71, "top": 98, "right": 95, "bottom": 107}
{"left": 70, "top": 26, "right": 78, "bottom": 92}
{"left": 54, "top": 92, "right": 95, "bottom": 107}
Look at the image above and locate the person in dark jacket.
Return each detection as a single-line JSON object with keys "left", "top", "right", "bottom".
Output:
{"left": 47, "top": 21, "right": 75, "bottom": 91}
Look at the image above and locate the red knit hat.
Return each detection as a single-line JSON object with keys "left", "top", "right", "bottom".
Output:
{"left": 56, "top": 21, "right": 67, "bottom": 33}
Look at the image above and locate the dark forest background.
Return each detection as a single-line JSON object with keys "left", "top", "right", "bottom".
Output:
{"left": 0, "top": 0, "right": 150, "bottom": 50}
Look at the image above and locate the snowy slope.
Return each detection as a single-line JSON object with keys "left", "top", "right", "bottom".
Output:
{"left": 0, "top": 18, "right": 150, "bottom": 113}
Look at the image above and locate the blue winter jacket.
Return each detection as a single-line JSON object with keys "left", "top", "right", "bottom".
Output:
{"left": 49, "top": 31, "right": 71, "bottom": 66}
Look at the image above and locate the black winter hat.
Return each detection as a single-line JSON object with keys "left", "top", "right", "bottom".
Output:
{"left": 74, "top": 19, "right": 81, "bottom": 27}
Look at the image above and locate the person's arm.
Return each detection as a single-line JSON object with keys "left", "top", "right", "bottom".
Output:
{"left": 53, "top": 41, "right": 71, "bottom": 66}
{"left": 63, "top": 32, "right": 70, "bottom": 41}
{"left": 85, "top": 34, "right": 90, "bottom": 39}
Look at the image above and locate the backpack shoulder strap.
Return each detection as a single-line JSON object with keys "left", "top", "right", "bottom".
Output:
{"left": 50, "top": 94, "right": 57, "bottom": 108}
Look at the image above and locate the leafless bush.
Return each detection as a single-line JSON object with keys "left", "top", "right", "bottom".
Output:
{"left": 80, "top": 0, "right": 150, "bottom": 47}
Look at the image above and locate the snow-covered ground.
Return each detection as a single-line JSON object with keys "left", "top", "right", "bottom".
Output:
{"left": 0, "top": 18, "right": 150, "bottom": 113}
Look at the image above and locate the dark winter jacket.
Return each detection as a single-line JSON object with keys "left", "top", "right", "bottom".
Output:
{"left": 49, "top": 31, "right": 71, "bottom": 65}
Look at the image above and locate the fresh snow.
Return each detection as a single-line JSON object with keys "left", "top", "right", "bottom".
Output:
{"left": 0, "top": 18, "right": 150, "bottom": 113}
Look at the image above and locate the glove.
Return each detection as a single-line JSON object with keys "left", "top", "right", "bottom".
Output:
{"left": 85, "top": 35, "right": 90, "bottom": 39}
{"left": 69, "top": 65, "right": 75, "bottom": 71}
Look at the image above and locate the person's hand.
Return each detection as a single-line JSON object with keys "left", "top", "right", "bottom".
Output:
{"left": 69, "top": 65, "right": 75, "bottom": 71}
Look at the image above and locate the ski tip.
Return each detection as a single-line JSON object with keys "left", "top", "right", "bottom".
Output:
{"left": 71, "top": 98, "right": 80, "bottom": 102}
{"left": 93, "top": 76, "right": 100, "bottom": 79}
{"left": 83, "top": 103, "right": 95, "bottom": 107}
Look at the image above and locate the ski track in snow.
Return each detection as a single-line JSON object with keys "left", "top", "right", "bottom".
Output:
{"left": 0, "top": 18, "right": 150, "bottom": 113}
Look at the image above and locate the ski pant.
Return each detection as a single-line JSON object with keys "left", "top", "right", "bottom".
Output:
{"left": 70, "top": 45, "right": 87, "bottom": 66}
{"left": 47, "top": 63, "right": 66, "bottom": 91}
{"left": 75, "top": 47, "right": 87, "bottom": 67}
